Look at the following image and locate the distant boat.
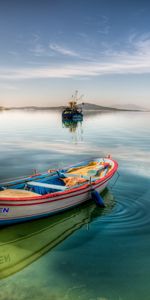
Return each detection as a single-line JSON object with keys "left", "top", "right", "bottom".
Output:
{"left": 0, "top": 157, "right": 118, "bottom": 226}
{"left": 62, "top": 90, "right": 83, "bottom": 120}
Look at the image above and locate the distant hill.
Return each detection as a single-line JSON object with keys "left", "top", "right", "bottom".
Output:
{"left": 5, "top": 106, "right": 63, "bottom": 111}
{"left": 78, "top": 102, "right": 146, "bottom": 111}
{"left": 111, "top": 104, "right": 145, "bottom": 111}
{"left": 1, "top": 103, "right": 144, "bottom": 112}
{"left": 78, "top": 102, "right": 119, "bottom": 111}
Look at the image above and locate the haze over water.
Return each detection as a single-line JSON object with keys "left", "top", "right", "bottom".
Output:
{"left": 0, "top": 109, "right": 150, "bottom": 300}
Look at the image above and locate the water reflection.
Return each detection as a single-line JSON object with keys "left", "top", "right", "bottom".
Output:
{"left": 0, "top": 110, "right": 150, "bottom": 300}
{"left": 0, "top": 189, "right": 114, "bottom": 280}
{"left": 62, "top": 119, "right": 83, "bottom": 142}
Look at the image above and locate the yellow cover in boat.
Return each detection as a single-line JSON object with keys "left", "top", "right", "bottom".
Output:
{"left": 0, "top": 189, "right": 40, "bottom": 198}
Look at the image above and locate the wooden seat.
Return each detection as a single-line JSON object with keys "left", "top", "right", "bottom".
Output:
{"left": 27, "top": 181, "right": 67, "bottom": 191}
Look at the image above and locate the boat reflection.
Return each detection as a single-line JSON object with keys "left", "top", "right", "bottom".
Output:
{"left": 62, "top": 119, "right": 83, "bottom": 142}
{"left": 0, "top": 189, "right": 114, "bottom": 279}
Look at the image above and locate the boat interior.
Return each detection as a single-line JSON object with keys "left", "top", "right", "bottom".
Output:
{"left": 0, "top": 159, "right": 113, "bottom": 198}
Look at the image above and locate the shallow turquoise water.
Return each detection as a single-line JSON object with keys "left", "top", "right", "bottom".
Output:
{"left": 0, "top": 110, "right": 150, "bottom": 300}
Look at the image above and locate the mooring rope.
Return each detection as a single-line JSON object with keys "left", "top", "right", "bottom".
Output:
{"left": 110, "top": 171, "right": 120, "bottom": 189}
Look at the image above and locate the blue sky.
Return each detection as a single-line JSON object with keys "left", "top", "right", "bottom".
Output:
{"left": 0, "top": 0, "right": 150, "bottom": 108}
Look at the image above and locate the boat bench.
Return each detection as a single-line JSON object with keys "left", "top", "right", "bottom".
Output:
{"left": 27, "top": 181, "right": 67, "bottom": 192}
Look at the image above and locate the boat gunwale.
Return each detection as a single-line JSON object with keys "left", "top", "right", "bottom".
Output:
{"left": 0, "top": 159, "right": 118, "bottom": 203}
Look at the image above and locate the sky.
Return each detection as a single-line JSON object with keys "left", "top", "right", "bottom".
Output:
{"left": 0, "top": 0, "right": 150, "bottom": 108}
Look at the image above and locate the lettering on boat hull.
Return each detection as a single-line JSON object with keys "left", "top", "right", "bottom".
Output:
{"left": 0, "top": 208, "right": 9, "bottom": 215}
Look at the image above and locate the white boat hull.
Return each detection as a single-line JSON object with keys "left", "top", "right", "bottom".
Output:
{"left": 0, "top": 182, "right": 108, "bottom": 225}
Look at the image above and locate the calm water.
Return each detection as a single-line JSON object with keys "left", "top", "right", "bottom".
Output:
{"left": 0, "top": 110, "right": 150, "bottom": 300}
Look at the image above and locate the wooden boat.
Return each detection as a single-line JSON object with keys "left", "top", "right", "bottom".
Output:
{"left": 0, "top": 157, "right": 118, "bottom": 226}
{"left": 0, "top": 190, "right": 114, "bottom": 279}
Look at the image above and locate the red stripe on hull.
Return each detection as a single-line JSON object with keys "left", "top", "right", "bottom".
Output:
{"left": 0, "top": 175, "right": 111, "bottom": 207}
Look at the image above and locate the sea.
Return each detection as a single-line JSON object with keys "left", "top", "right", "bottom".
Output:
{"left": 0, "top": 109, "right": 150, "bottom": 300}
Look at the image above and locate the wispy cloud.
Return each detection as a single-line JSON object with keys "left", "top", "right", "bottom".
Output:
{"left": 49, "top": 43, "right": 79, "bottom": 57}
{"left": 133, "top": 33, "right": 150, "bottom": 55}
{"left": 30, "top": 44, "right": 47, "bottom": 56}
{"left": 1, "top": 35, "right": 150, "bottom": 80}
{"left": 30, "top": 41, "right": 79, "bottom": 58}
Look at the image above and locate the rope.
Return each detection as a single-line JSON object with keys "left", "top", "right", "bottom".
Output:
{"left": 110, "top": 171, "right": 120, "bottom": 190}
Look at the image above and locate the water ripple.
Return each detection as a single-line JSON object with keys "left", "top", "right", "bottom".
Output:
{"left": 92, "top": 189, "right": 150, "bottom": 235}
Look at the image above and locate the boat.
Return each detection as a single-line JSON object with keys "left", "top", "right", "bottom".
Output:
{"left": 0, "top": 190, "right": 114, "bottom": 279}
{"left": 0, "top": 157, "right": 118, "bottom": 226}
{"left": 62, "top": 90, "right": 83, "bottom": 120}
